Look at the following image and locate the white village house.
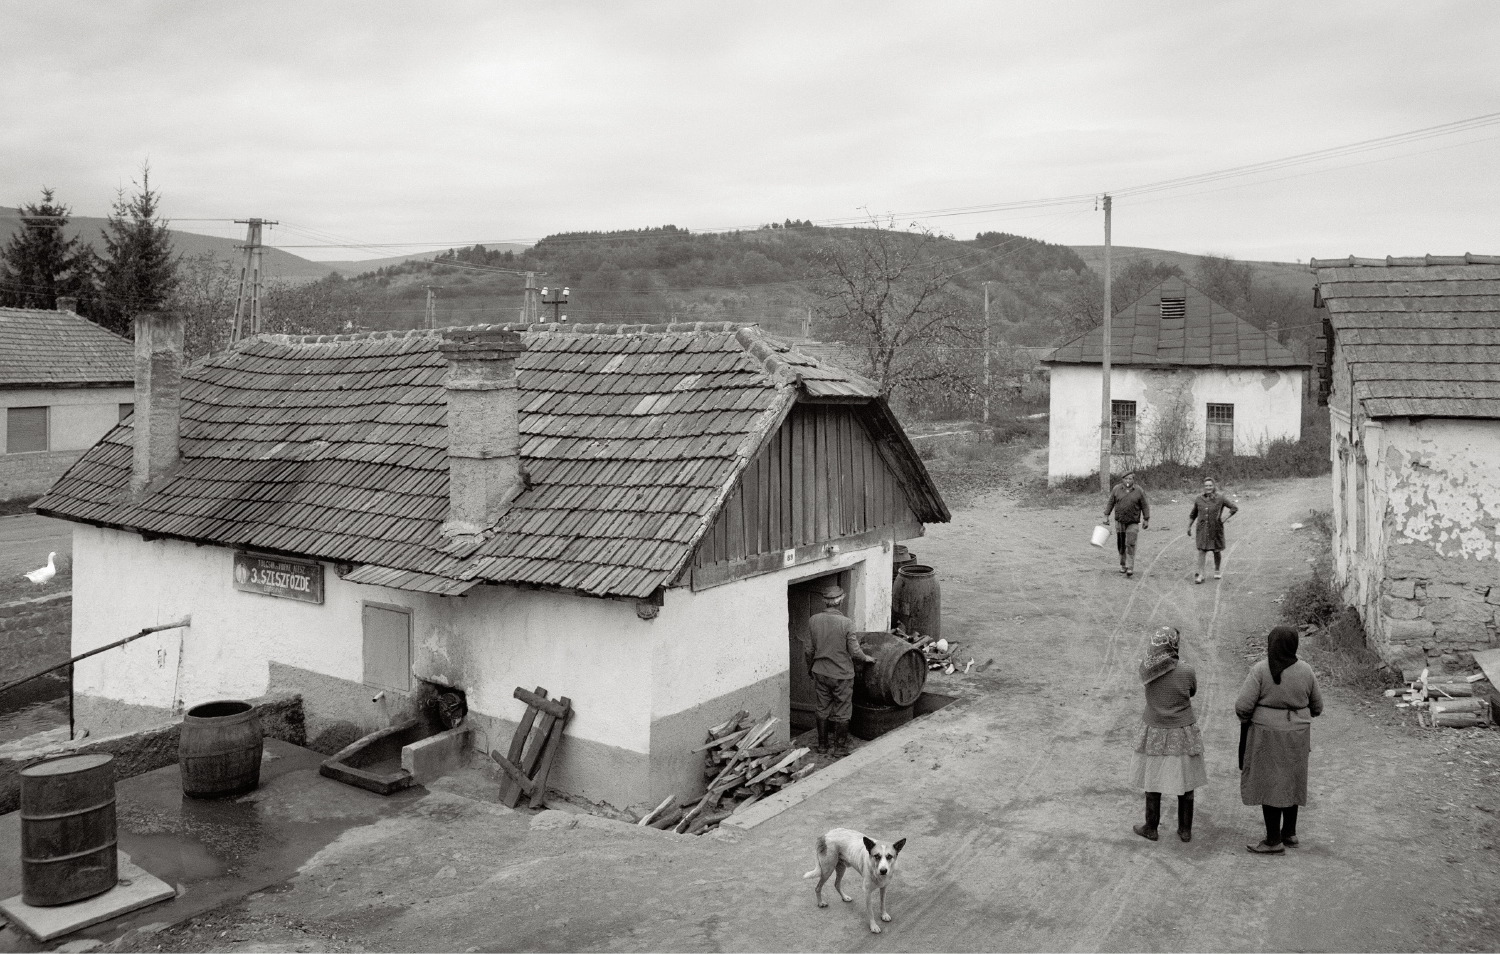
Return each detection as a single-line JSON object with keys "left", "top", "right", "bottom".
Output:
{"left": 1043, "top": 277, "right": 1307, "bottom": 483}
{"left": 1312, "top": 255, "right": 1500, "bottom": 675}
{"left": 0, "top": 302, "right": 134, "bottom": 499}
{"left": 36, "top": 317, "right": 947, "bottom": 809}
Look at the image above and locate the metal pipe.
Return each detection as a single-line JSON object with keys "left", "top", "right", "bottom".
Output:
{"left": 0, "top": 617, "right": 190, "bottom": 700}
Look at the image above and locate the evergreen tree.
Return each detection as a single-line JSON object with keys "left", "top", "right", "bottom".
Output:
{"left": 0, "top": 188, "right": 97, "bottom": 312}
{"left": 96, "top": 167, "right": 179, "bottom": 336}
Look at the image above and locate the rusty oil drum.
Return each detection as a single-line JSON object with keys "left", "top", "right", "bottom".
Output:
{"left": 854, "top": 630, "right": 928, "bottom": 708}
{"left": 893, "top": 563, "right": 941, "bottom": 641}
{"left": 20, "top": 752, "right": 119, "bottom": 906}
{"left": 179, "top": 700, "right": 264, "bottom": 799}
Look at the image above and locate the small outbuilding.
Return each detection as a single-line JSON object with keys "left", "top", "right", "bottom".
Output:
{"left": 0, "top": 303, "right": 134, "bottom": 499}
{"left": 1312, "top": 254, "right": 1500, "bottom": 674}
{"left": 1043, "top": 277, "right": 1307, "bottom": 482}
{"left": 36, "top": 317, "right": 947, "bottom": 809}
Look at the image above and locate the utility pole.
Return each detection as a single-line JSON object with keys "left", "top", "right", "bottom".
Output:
{"left": 231, "top": 218, "right": 277, "bottom": 342}
{"left": 982, "top": 282, "right": 993, "bottom": 424}
{"left": 803, "top": 307, "right": 812, "bottom": 338}
{"left": 425, "top": 286, "right": 437, "bottom": 329}
{"left": 1098, "top": 195, "right": 1113, "bottom": 493}
{"left": 541, "top": 284, "right": 569, "bottom": 323}
{"left": 520, "top": 272, "right": 540, "bottom": 323}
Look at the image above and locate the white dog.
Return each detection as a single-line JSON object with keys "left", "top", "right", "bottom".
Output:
{"left": 803, "top": 827, "right": 906, "bottom": 934}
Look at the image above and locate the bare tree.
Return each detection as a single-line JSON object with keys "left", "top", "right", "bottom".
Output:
{"left": 815, "top": 219, "right": 972, "bottom": 398}
{"left": 171, "top": 252, "right": 238, "bottom": 360}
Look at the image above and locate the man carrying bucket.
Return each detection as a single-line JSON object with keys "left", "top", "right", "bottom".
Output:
{"left": 805, "top": 584, "right": 877, "bottom": 757}
{"left": 1103, "top": 471, "right": 1151, "bottom": 578}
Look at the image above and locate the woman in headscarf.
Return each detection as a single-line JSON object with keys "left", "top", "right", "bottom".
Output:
{"left": 1235, "top": 626, "right": 1323, "bottom": 854}
{"left": 1128, "top": 626, "right": 1207, "bottom": 842}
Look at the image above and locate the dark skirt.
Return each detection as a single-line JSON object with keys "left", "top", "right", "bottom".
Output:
{"left": 1240, "top": 724, "right": 1310, "bottom": 807}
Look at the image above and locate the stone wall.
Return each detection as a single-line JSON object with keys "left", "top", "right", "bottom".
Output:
{"left": 1377, "top": 543, "right": 1500, "bottom": 675}
{"left": 0, "top": 693, "right": 305, "bottom": 815}
{"left": 0, "top": 590, "right": 71, "bottom": 685}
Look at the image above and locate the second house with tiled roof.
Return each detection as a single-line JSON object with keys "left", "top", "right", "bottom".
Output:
{"left": 0, "top": 302, "right": 135, "bottom": 500}
{"left": 1043, "top": 276, "right": 1309, "bottom": 483}
{"left": 36, "top": 317, "right": 947, "bottom": 809}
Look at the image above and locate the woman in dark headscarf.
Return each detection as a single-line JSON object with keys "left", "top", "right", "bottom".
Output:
{"left": 1128, "top": 626, "right": 1207, "bottom": 842}
{"left": 1235, "top": 626, "right": 1324, "bottom": 854}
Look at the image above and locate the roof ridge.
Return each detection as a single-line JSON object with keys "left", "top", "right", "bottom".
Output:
{"left": 735, "top": 326, "right": 801, "bottom": 388}
{"left": 242, "top": 320, "right": 756, "bottom": 349}
{"left": 1309, "top": 253, "right": 1500, "bottom": 269}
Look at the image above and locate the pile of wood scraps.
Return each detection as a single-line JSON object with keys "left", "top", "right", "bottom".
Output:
{"left": 637, "top": 710, "right": 813, "bottom": 836}
{"left": 1386, "top": 668, "right": 1493, "bottom": 728}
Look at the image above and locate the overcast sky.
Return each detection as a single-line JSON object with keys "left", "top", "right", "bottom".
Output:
{"left": 4, "top": 1, "right": 1498, "bottom": 264}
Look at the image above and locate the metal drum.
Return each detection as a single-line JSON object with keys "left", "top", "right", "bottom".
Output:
{"left": 20, "top": 753, "right": 119, "bottom": 907}
{"left": 894, "top": 563, "right": 941, "bottom": 640}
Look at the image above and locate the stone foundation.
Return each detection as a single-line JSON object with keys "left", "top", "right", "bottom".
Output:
{"left": 1376, "top": 545, "right": 1500, "bottom": 673}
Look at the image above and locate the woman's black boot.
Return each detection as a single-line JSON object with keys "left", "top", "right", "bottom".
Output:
{"left": 1177, "top": 791, "right": 1194, "bottom": 842}
{"left": 1133, "top": 792, "right": 1160, "bottom": 840}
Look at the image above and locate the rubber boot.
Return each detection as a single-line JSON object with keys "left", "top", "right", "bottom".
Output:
{"left": 814, "top": 718, "right": 829, "bottom": 755}
{"left": 1133, "top": 792, "right": 1160, "bottom": 841}
{"left": 832, "top": 721, "right": 851, "bottom": 757}
{"left": 1177, "top": 791, "right": 1194, "bottom": 842}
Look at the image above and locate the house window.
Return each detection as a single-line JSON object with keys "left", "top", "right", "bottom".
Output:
{"left": 1206, "top": 403, "right": 1234, "bottom": 457}
{"left": 119, "top": 403, "right": 134, "bottom": 422}
{"left": 362, "top": 603, "right": 412, "bottom": 692}
{"left": 6, "top": 406, "right": 48, "bottom": 454}
{"left": 1111, "top": 400, "right": 1137, "bottom": 455}
{"left": 1160, "top": 296, "right": 1186, "bottom": 320}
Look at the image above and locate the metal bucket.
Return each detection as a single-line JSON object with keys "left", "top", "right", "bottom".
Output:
{"left": 1091, "top": 525, "right": 1111, "bottom": 548}
{"left": 20, "top": 753, "right": 119, "bottom": 906}
{"left": 180, "top": 700, "right": 264, "bottom": 799}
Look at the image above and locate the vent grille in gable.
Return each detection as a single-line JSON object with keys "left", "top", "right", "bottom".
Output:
{"left": 1160, "top": 296, "right": 1186, "bottom": 320}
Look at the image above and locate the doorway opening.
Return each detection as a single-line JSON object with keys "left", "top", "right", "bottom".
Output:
{"left": 786, "top": 566, "right": 859, "bottom": 734}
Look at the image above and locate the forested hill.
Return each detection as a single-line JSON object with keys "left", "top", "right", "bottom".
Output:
{"left": 346, "top": 224, "right": 1095, "bottom": 345}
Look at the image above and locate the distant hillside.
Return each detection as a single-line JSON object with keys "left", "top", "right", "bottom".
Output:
{"left": 1069, "top": 245, "right": 1316, "bottom": 298}
{"left": 319, "top": 246, "right": 528, "bottom": 276}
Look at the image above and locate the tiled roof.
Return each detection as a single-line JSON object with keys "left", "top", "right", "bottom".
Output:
{"left": 1311, "top": 257, "right": 1500, "bottom": 419}
{"left": 0, "top": 307, "right": 133, "bottom": 388}
{"left": 36, "top": 322, "right": 940, "bottom": 600}
{"left": 1044, "top": 277, "right": 1305, "bottom": 368}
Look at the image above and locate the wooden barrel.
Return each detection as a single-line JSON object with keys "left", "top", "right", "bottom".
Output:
{"left": 850, "top": 702, "right": 914, "bottom": 741}
{"left": 894, "top": 564, "right": 941, "bottom": 640}
{"left": 892, "top": 545, "right": 916, "bottom": 582}
{"left": 20, "top": 753, "right": 118, "bottom": 907}
{"left": 179, "top": 700, "right": 264, "bottom": 799}
{"left": 854, "top": 630, "right": 928, "bottom": 708}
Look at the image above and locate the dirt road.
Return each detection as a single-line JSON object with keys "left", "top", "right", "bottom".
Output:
{"left": 136, "top": 477, "right": 1500, "bottom": 953}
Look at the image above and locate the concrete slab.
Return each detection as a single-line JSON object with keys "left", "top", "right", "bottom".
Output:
{"left": 0, "top": 738, "right": 428, "bottom": 951}
{"left": 0, "top": 854, "right": 173, "bottom": 942}
{"left": 401, "top": 725, "right": 472, "bottom": 784}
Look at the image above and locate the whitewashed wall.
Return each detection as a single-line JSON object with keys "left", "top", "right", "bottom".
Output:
{"left": 1047, "top": 364, "right": 1305, "bottom": 481}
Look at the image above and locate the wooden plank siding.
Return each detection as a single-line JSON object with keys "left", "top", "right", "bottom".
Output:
{"left": 692, "top": 403, "right": 920, "bottom": 573}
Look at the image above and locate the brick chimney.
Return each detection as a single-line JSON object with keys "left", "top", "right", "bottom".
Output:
{"left": 440, "top": 328, "right": 527, "bottom": 537}
{"left": 131, "top": 313, "right": 185, "bottom": 494}
{"left": 56, "top": 297, "right": 77, "bottom": 313}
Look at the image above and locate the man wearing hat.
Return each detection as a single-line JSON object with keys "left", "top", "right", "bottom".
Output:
{"left": 805, "top": 583, "right": 876, "bottom": 756}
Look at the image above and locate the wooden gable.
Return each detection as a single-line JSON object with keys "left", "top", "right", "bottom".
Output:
{"left": 689, "top": 403, "right": 922, "bottom": 589}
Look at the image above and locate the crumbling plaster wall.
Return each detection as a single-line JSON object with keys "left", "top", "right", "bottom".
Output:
{"left": 1349, "top": 416, "right": 1500, "bottom": 673}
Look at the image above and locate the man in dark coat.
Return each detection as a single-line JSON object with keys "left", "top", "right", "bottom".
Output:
{"left": 805, "top": 584, "right": 876, "bottom": 756}
{"left": 1103, "top": 471, "right": 1151, "bottom": 578}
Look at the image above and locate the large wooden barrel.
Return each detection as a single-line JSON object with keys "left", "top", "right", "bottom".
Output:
{"left": 179, "top": 700, "right": 264, "bottom": 799}
{"left": 854, "top": 630, "right": 928, "bottom": 708}
{"left": 21, "top": 753, "right": 119, "bottom": 906}
{"left": 894, "top": 564, "right": 941, "bottom": 640}
{"left": 851, "top": 701, "right": 914, "bottom": 741}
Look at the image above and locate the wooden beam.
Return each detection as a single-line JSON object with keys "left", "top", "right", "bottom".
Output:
{"left": 689, "top": 521, "right": 923, "bottom": 591}
{"left": 514, "top": 686, "right": 569, "bottom": 719}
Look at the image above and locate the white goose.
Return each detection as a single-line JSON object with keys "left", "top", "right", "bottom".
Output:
{"left": 24, "top": 552, "right": 56, "bottom": 585}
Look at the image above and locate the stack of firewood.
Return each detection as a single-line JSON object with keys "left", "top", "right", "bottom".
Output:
{"left": 636, "top": 709, "right": 813, "bottom": 835}
{"left": 1387, "top": 669, "right": 1492, "bottom": 727}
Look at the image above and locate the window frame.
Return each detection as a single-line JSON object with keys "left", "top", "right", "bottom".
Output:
{"left": 6, "top": 406, "right": 49, "bottom": 454}
{"left": 1205, "top": 402, "right": 1235, "bottom": 458}
{"left": 1110, "top": 399, "right": 1137, "bottom": 455}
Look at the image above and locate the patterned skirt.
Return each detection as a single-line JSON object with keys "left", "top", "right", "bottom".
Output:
{"left": 1128, "top": 723, "right": 1208, "bottom": 796}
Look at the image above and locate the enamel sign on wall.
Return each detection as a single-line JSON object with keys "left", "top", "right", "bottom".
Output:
{"left": 233, "top": 552, "right": 325, "bottom": 604}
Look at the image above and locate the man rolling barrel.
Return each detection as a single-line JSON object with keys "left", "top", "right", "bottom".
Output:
{"left": 805, "top": 584, "right": 876, "bottom": 757}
